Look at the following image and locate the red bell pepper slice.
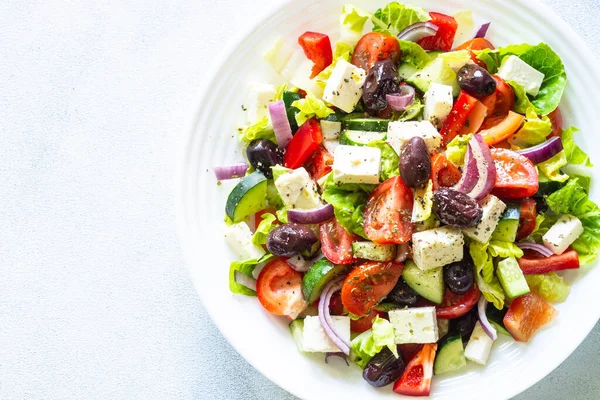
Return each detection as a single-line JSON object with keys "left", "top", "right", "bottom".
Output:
{"left": 518, "top": 249, "right": 580, "bottom": 275}
{"left": 298, "top": 32, "right": 333, "bottom": 78}
{"left": 418, "top": 12, "right": 458, "bottom": 52}
{"left": 393, "top": 343, "right": 437, "bottom": 396}
{"left": 440, "top": 91, "right": 478, "bottom": 145}
{"left": 503, "top": 293, "right": 558, "bottom": 342}
{"left": 283, "top": 119, "right": 322, "bottom": 169}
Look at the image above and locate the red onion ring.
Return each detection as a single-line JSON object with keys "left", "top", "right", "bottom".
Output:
{"left": 318, "top": 276, "right": 350, "bottom": 355}
{"left": 467, "top": 134, "right": 497, "bottom": 200}
{"left": 397, "top": 21, "right": 439, "bottom": 42}
{"left": 325, "top": 352, "right": 349, "bottom": 366}
{"left": 288, "top": 203, "right": 335, "bottom": 224}
{"left": 386, "top": 86, "right": 416, "bottom": 111}
{"left": 286, "top": 251, "right": 324, "bottom": 272}
{"left": 453, "top": 145, "right": 479, "bottom": 194}
{"left": 516, "top": 242, "right": 554, "bottom": 257}
{"left": 268, "top": 100, "right": 293, "bottom": 149}
{"left": 474, "top": 22, "right": 491, "bottom": 39}
{"left": 515, "top": 137, "right": 563, "bottom": 165}
{"left": 394, "top": 243, "right": 411, "bottom": 263}
{"left": 233, "top": 270, "right": 257, "bottom": 292}
{"left": 213, "top": 163, "right": 248, "bottom": 180}
{"left": 477, "top": 296, "right": 497, "bottom": 340}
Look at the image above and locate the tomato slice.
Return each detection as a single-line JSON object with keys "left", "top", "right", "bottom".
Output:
{"left": 298, "top": 31, "right": 333, "bottom": 78}
{"left": 328, "top": 291, "right": 345, "bottom": 316}
{"left": 319, "top": 218, "right": 356, "bottom": 265}
{"left": 548, "top": 107, "right": 563, "bottom": 138}
{"left": 350, "top": 310, "right": 385, "bottom": 333}
{"left": 518, "top": 249, "right": 580, "bottom": 274}
{"left": 284, "top": 119, "right": 323, "bottom": 169}
{"left": 503, "top": 293, "right": 558, "bottom": 342}
{"left": 363, "top": 176, "right": 414, "bottom": 244}
{"left": 341, "top": 261, "right": 404, "bottom": 317}
{"left": 305, "top": 146, "right": 333, "bottom": 181}
{"left": 460, "top": 100, "right": 488, "bottom": 136}
{"left": 456, "top": 38, "right": 495, "bottom": 68}
{"left": 489, "top": 75, "right": 515, "bottom": 118}
{"left": 431, "top": 153, "right": 462, "bottom": 190}
{"left": 393, "top": 343, "right": 437, "bottom": 396}
{"left": 351, "top": 32, "right": 401, "bottom": 72}
{"left": 479, "top": 111, "right": 525, "bottom": 145}
{"left": 418, "top": 12, "right": 457, "bottom": 52}
{"left": 516, "top": 198, "right": 537, "bottom": 240}
{"left": 256, "top": 258, "right": 307, "bottom": 319}
{"left": 491, "top": 148, "right": 539, "bottom": 199}
{"left": 436, "top": 286, "right": 481, "bottom": 319}
{"left": 440, "top": 91, "right": 478, "bottom": 144}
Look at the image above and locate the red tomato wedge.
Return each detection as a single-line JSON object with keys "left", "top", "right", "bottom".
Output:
{"left": 350, "top": 310, "right": 385, "bottom": 333}
{"left": 363, "top": 176, "right": 414, "bottom": 244}
{"left": 516, "top": 198, "right": 537, "bottom": 240}
{"left": 319, "top": 218, "right": 356, "bottom": 265}
{"left": 503, "top": 293, "right": 558, "bottom": 342}
{"left": 341, "top": 261, "right": 404, "bottom": 317}
{"left": 460, "top": 100, "right": 488, "bottom": 135}
{"left": 518, "top": 249, "right": 580, "bottom": 274}
{"left": 284, "top": 119, "right": 323, "bottom": 169}
{"left": 418, "top": 12, "right": 457, "bottom": 52}
{"left": 491, "top": 148, "right": 539, "bottom": 198}
{"left": 305, "top": 146, "right": 333, "bottom": 181}
{"left": 456, "top": 38, "right": 495, "bottom": 68}
{"left": 298, "top": 32, "right": 333, "bottom": 78}
{"left": 256, "top": 258, "right": 307, "bottom": 319}
{"left": 440, "top": 91, "right": 478, "bottom": 144}
{"left": 351, "top": 32, "right": 401, "bottom": 72}
{"left": 479, "top": 111, "right": 525, "bottom": 145}
{"left": 393, "top": 343, "right": 437, "bottom": 396}
{"left": 436, "top": 286, "right": 481, "bottom": 319}
{"left": 431, "top": 153, "right": 462, "bottom": 190}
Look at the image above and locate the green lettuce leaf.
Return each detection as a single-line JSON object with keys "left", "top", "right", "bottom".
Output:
{"left": 538, "top": 151, "right": 569, "bottom": 183}
{"left": 525, "top": 273, "right": 571, "bottom": 303}
{"left": 446, "top": 134, "right": 472, "bottom": 166}
{"left": 488, "top": 240, "right": 524, "bottom": 259}
{"left": 349, "top": 316, "right": 397, "bottom": 368}
{"left": 508, "top": 107, "right": 552, "bottom": 149}
{"left": 252, "top": 213, "right": 278, "bottom": 245}
{"left": 274, "top": 83, "right": 297, "bottom": 101}
{"left": 371, "top": 2, "right": 430, "bottom": 36}
{"left": 526, "top": 213, "right": 559, "bottom": 244}
{"left": 469, "top": 241, "right": 506, "bottom": 309}
{"left": 368, "top": 140, "right": 400, "bottom": 181}
{"left": 340, "top": 4, "right": 371, "bottom": 46}
{"left": 563, "top": 127, "right": 593, "bottom": 167}
{"left": 321, "top": 174, "right": 371, "bottom": 238}
{"left": 239, "top": 116, "right": 275, "bottom": 143}
{"left": 508, "top": 80, "right": 534, "bottom": 115}
{"left": 229, "top": 254, "right": 273, "bottom": 296}
{"left": 292, "top": 93, "right": 335, "bottom": 126}
{"left": 397, "top": 40, "right": 430, "bottom": 68}
{"left": 393, "top": 95, "right": 424, "bottom": 121}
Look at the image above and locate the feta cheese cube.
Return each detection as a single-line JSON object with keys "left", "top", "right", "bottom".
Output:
{"left": 320, "top": 120, "right": 342, "bottom": 140}
{"left": 333, "top": 145, "right": 381, "bottom": 184}
{"left": 463, "top": 195, "right": 507, "bottom": 243}
{"left": 323, "top": 59, "right": 366, "bottom": 113}
{"left": 497, "top": 55, "right": 545, "bottom": 97}
{"left": 543, "top": 214, "right": 584, "bottom": 255}
{"left": 389, "top": 307, "right": 439, "bottom": 344}
{"left": 387, "top": 121, "right": 442, "bottom": 155}
{"left": 274, "top": 167, "right": 322, "bottom": 210}
{"left": 424, "top": 83, "right": 454, "bottom": 128}
{"left": 302, "top": 315, "right": 351, "bottom": 352}
{"left": 412, "top": 226, "right": 465, "bottom": 270}
{"left": 224, "top": 222, "right": 266, "bottom": 261}
{"left": 464, "top": 321, "right": 495, "bottom": 365}
{"left": 245, "top": 83, "right": 276, "bottom": 122}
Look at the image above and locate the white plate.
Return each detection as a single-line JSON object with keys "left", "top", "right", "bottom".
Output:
{"left": 177, "top": 0, "right": 600, "bottom": 398}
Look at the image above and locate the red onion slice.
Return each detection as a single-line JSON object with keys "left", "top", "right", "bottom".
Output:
{"left": 516, "top": 242, "right": 553, "bottom": 257}
{"left": 325, "top": 352, "right": 349, "bottom": 366}
{"left": 288, "top": 203, "right": 335, "bottom": 224}
{"left": 453, "top": 145, "right": 479, "bottom": 194}
{"left": 213, "top": 163, "right": 248, "bottom": 180}
{"left": 474, "top": 22, "right": 491, "bottom": 39}
{"left": 234, "top": 270, "right": 257, "bottom": 292}
{"left": 318, "top": 276, "right": 350, "bottom": 355}
{"left": 477, "top": 296, "right": 497, "bottom": 340}
{"left": 268, "top": 100, "right": 293, "bottom": 149}
{"left": 515, "top": 137, "right": 563, "bottom": 165}
{"left": 467, "top": 134, "right": 497, "bottom": 200}
{"left": 386, "top": 86, "right": 416, "bottom": 111}
{"left": 397, "top": 21, "right": 439, "bottom": 42}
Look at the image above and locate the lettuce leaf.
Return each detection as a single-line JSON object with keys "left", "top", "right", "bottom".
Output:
{"left": 340, "top": 4, "right": 371, "bottom": 46}
{"left": 397, "top": 40, "right": 430, "bottom": 68}
{"left": 446, "top": 134, "right": 472, "bottom": 166}
{"left": 274, "top": 83, "right": 297, "bottom": 101}
{"left": 239, "top": 116, "right": 275, "bottom": 143}
{"left": 508, "top": 107, "right": 552, "bottom": 149}
{"left": 229, "top": 254, "right": 273, "bottom": 296}
{"left": 292, "top": 93, "right": 335, "bottom": 126}
{"left": 563, "top": 127, "right": 593, "bottom": 167}
{"left": 525, "top": 273, "right": 571, "bottom": 303}
{"left": 252, "top": 213, "right": 278, "bottom": 245}
{"left": 321, "top": 174, "right": 370, "bottom": 238}
{"left": 469, "top": 241, "right": 506, "bottom": 309}
{"left": 538, "top": 151, "right": 569, "bottom": 183}
{"left": 349, "top": 316, "right": 397, "bottom": 368}
{"left": 393, "top": 95, "right": 424, "bottom": 121}
{"left": 368, "top": 140, "right": 400, "bottom": 181}
{"left": 488, "top": 240, "right": 524, "bottom": 259}
{"left": 371, "top": 2, "right": 430, "bottom": 36}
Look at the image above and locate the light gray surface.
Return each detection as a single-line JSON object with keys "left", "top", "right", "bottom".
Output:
{"left": 0, "top": 0, "right": 598, "bottom": 399}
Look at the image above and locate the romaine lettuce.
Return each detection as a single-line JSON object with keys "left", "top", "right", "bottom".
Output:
{"left": 525, "top": 273, "right": 571, "bottom": 303}
{"left": 239, "top": 116, "right": 275, "bottom": 143}
{"left": 349, "top": 316, "right": 397, "bottom": 368}
{"left": 368, "top": 140, "right": 400, "bottom": 181}
{"left": 446, "top": 134, "right": 472, "bottom": 166}
{"left": 340, "top": 4, "right": 371, "bottom": 46}
{"left": 321, "top": 174, "right": 372, "bottom": 238}
{"left": 508, "top": 107, "right": 552, "bottom": 149}
{"left": 229, "top": 254, "right": 273, "bottom": 296}
{"left": 252, "top": 213, "right": 278, "bottom": 245}
{"left": 371, "top": 2, "right": 430, "bottom": 36}
{"left": 292, "top": 93, "right": 335, "bottom": 126}
{"left": 397, "top": 40, "right": 430, "bottom": 69}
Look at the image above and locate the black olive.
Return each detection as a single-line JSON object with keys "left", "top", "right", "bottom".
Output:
{"left": 246, "top": 138, "right": 283, "bottom": 179}
{"left": 400, "top": 136, "right": 431, "bottom": 189}
{"left": 449, "top": 308, "right": 479, "bottom": 345}
{"left": 362, "top": 58, "right": 400, "bottom": 112}
{"left": 433, "top": 188, "right": 484, "bottom": 228}
{"left": 443, "top": 248, "right": 475, "bottom": 295}
{"left": 386, "top": 278, "right": 419, "bottom": 306}
{"left": 362, "top": 347, "right": 406, "bottom": 387}
{"left": 457, "top": 64, "right": 497, "bottom": 98}
{"left": 266, "top": 224, "right": 318, "bottom": 257}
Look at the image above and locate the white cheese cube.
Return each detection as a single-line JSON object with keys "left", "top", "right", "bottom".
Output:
{"left": 464, "top": 321, "right": 495, "bottom": 365}
{"left": 543, "top": 214, "right": 584, "bottom": 255}
{"left": 302, "top": 315, "right": 351, "bottom": 352}
{"left": 333, "top": 145, "right": 381, "bottom": 185}
{"left": 412, "top": 226, "right": 465, "bottom": 270}
{"left": 389, "top": 307, "right": 439, "bottom": 344}
{"left": 424, "top": 83, "right": 454, "bottom": 128}
{"left": 323, "top": 59, "right": 366, "bottom": 113}
{"left": 274, "top": 167, "right": 322, "bottom": 210}
{"left": 320, "top": 120, "right": 342, "bottom": 140}
{"left": 245, "top": 83, "right": 276, "bottom": 123}
{"left": 497, "top": 55, "right": 545, "bottom": 97}
{"left": 224, "top": 222, "right": 266, "bottom": 261}
{"left": 463, "top": 195, "right": 507, "bottom": 243}
{"left": 387, "top": 121, "right": 442, "bottom": 155}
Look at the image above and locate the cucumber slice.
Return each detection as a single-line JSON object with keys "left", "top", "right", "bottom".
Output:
{"left": 352, "top": 242, "right": 396, "bottom": 261}
{"left": 485, "top": 303, "right": 511, "bottom": 336}
{"left": 534, "top": 177, "right": 565, "bottom": 198}
{"left": 339, "top": 130, "right": 386, "bottom": 146}
{"left": 289, "top": 319, "right": 305, "bottom": 352}
{"left": 497, "top": 257, "right": 530, "bottom": 299}
{"left": 282, "top": 91, "right": 302, "bottom": 132}
{"left": 398, "top": 63, "right": 420, "bottom": 80}
{"left": 492, "top": 203, "right": 520, "bottom": 241}
{"left": 402, "top": 260, "right": 444, "bottom": 304}
{"left": 434, "top": 335, "right": 467, "bottom": 375}
{"left": 302, "top": 259, "right": 347, "bottom": 304}
{"left": 500, "top": 202, "right": 521, "bottom": 221}
{"left": 225, "top": 172, "right": 268, "bottom": 222}
{"left": 343, "top": 118, "right": 390, "bottom": 132}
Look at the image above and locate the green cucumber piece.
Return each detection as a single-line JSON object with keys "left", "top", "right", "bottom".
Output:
{"left": 398, "top": 63, "right": 420, "bottom": 80}
{"left": 289, "top": 319, "right": 305, "bottom": 352}
{"left": 402, "top": 260, "right": 444, "bottom": 305}
{"left": 339, "top": 130, "right": 386, "bottom": 146}
{"left": 534, "top": 176, "right": 565, "bottom": 198}
{"left": 485, "top": 303, "right": 511, "bottom": 336}
{"left": 352, "top": 242, "right": 396, "bottom": 261}
{"left": 302, "top": 259, "right": 347, "bottom": 304}
{"left": 434, "top": 334, "right": 467, "bottom": 375}
{"left": 282, "top": 91, "right": 302, "bottom": 132}
{"left": 225, "top": 171, "right": 268, "bottom": 222}
{"left": 497, "top": 257, "right": 530, "bottom": 299}
{"left": 343, "top": 118, "right": 390, "bottom": 132}
{"left": 500, "top": 203, "right": 521, "bottom": 221}
{"left": 492, "top": 203, "right": 520, "bottom": 241}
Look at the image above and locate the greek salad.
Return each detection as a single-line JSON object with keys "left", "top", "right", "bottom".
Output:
{"left": 215, "top": 2, "right": 599, "bottom": 396}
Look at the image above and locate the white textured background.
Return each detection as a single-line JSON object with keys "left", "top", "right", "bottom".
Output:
{"left": 0, "top": 0, "right": 598, "bottom": 399}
